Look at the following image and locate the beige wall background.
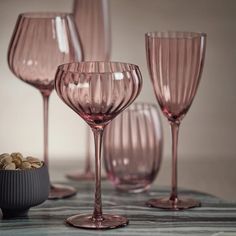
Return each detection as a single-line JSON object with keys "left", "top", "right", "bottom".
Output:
{"left": 0, "top": 0, "right": 235, "bottom": 165}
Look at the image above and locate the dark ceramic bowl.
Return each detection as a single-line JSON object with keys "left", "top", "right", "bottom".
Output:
{"left": 0, "top": 163, "right": 49, "bottom": 218}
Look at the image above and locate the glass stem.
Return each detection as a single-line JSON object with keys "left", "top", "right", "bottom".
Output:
{"left": 41, "top": 92, "right": 50, "bottom": 168}
{"left": 84, "top": 127, "right": 92, "bottom": 173}
{"left": 170, "top": 121, "right": 180, "bottom": 202}
{"left": 92, "top": 127, "right": 104, "bottom": 221}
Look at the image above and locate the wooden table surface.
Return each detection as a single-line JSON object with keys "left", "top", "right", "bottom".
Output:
{"left": 1, "top": 180, "right": 236, "bottom": 236}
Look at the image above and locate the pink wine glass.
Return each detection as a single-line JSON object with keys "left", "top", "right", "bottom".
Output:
{"left": 145, "top": 31, "right": 206, "bottom": 210}
{"left": 103, "top": 102, "right": 163, "bottom": 193}
{"left": 55, "top": 61, "right": 142, "bottom": 229}
{"left": 66, "top": 0, "right": 111, "bottom": 181}
{"left": 8, "top": 12, "right": 83, "bottom": 199}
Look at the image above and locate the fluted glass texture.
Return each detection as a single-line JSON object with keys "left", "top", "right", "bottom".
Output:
{"left": 7, "top": 12, "right": 82, "bottom": 200}
{"left": 145, "top": 31, "right": 206, "bottom": 210}
{"left": 8, "top": 13, "right": 83, "bottom": 92}
{"left": 146, "top": 31, "right": 206, "bottom": 122}
{"left": 55, "top": 61, "right": 142, "bottom": 229}
{"left": 73, "top": 0, "right": 111, "bottom": 61}
{"left": 68, "top": 0, "right": 111, "bottom": 181}
{"left": 55, "top": 62, "right": 142, "bottom": 128}
{"left": 104, "top": 103, "right": 163, "bottom": 192}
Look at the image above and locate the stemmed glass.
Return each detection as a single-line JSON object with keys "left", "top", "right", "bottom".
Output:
{"left": 66, "top": 0, "right": 111, "bottom": 181}
{"left": 55, "top": 61, "right": 142, "bottom": 229}
{"left": 66, "top": 128, "right": 95, "bottom": 180}
{"left": 145, "top": 31, "right": 206, "bottom": 210}
{"left": 8, "top": 13, "right": 83, "bottom": 199}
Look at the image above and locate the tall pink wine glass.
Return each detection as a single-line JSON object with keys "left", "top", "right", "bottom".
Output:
{"left": 66, "top": 0, "right": 111, "bottom": 181}
{"left": 55, "top": 61, "right": 142, "bottom": 229}
{"left": 145, "top": 31, "right": 206, "bottom": 210}
{"left": 8, "top": 13, "right": 83, "bottom": 199}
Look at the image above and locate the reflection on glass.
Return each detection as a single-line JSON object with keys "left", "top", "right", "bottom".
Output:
{"left": 8, "top": 12, "right": 83, "bottom": 199}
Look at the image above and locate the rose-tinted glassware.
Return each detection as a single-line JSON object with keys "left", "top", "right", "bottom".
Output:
{"left": 66, "top": 127, "right": 95, "bottom": 180}
{"left": 55, "top": 61, "right": 142, "bottom": 229}
{"left": 73, "top": 0, "right": 111, "bottom": 61}
{"left": 145, "top": 31, "right": 206, "bottom": 210}
{"left": 66, "top": 0, "right": 111, "bottom": 181}
{"left": 103, "top": 102, "right": 163, "bottom": 193}
{"left": 8, "top": 12, "right": 83, "bottom": 199}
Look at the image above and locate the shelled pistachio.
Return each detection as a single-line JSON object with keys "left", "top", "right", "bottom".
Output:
{"left": 0, "top": 152, "right": 43, "bottom": 170}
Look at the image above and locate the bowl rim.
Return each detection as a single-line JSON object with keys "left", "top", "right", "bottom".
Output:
{"left": 57, "top": 61, "right": 140, "bottom": 74}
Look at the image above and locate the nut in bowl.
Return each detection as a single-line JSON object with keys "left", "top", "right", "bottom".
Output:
{"left": 0, "top": 153, "right": 43, "bottom": 170}
{"left": 0, "top": 153, "right": 49, "bottom": 218}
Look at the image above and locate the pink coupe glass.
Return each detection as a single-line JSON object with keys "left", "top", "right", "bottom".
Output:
{"left": 55, "top": 61, "right": 142, "bottom": 229}
{"left": 8, "top": 13, "right": 83, "bottom": 199}
{"left": 146, "top": 31, "right": 206, "bottom": 210}
{"left": 66, "top": 0, "right": 111, "bottom": 181}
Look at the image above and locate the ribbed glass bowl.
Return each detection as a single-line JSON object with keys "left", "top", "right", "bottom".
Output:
{"left": 103, "top": 103, "right": 163, "bottom": 193}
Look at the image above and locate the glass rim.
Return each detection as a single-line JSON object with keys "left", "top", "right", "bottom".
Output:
{"left": 57, "top": 61, "right": 140, "bottom": 74}
{"left": 128, "top": 103, "right": 162, "bottom": 114}
{"left": 130, "top": 102, "right": 158, "bottom": 110}
{"left": 145, "top": 31, "right": 207, "bottom": 39}
{"left": 19, "top": 12, "right": 73, "bottom": 19}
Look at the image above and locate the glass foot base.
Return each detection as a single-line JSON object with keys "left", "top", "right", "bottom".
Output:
{"left": 48, "top": 184, "right": 77, "bottom": 200}
{"left": 146, "top": 197, "right": 201, "bottom": 210}
{"left": 66, "top": 214, "right": 129, "bottom": 229}
{"left": 66, "top": 171, "right": 95, "bottom": 181}
{"left": 66, "top": 170, "right": 106, "bottom": 181}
